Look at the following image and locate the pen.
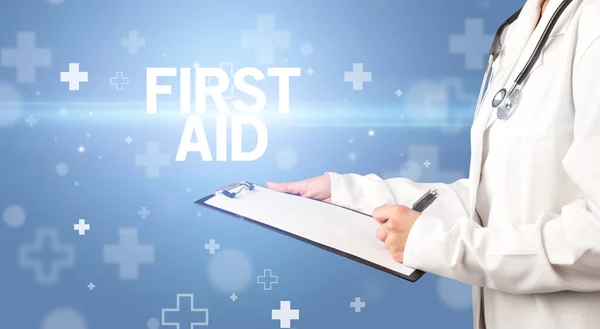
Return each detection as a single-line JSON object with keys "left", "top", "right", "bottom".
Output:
{"left": 412, "top": 189, "right": 439, "bottom": 212}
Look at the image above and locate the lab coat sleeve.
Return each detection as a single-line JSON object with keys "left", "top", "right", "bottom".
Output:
{"left": 402, "top": 37, "right": 600, "bottom": 294}
{"left": 326, "top": 172, "right": 471, "bottom": 222}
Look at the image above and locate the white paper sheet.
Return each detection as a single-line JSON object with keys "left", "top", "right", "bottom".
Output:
{"left": 203, "top": 185, "right": 417, "bottom": 278}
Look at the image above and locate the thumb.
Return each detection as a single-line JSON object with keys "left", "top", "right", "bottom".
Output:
{"left": 267, "top": 181, "right": 306, "bottom": 195}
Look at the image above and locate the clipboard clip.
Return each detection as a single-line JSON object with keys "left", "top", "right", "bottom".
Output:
{"left": 215, "top": 181, "right": 255, "bottom": 198}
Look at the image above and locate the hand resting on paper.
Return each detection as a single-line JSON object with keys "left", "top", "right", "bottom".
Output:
{"left": 266, "top": 174, "right": 332, "bottom": 203}
{"left": 267, "top": 174, "right": 422, "bottom": 263}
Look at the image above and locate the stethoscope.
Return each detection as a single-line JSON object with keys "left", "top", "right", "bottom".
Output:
{"left": 476, "top": 0, "right": 573, "bottom": 120}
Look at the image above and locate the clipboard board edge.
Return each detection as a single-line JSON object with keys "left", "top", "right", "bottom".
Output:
{"left": 194, "top": 187, "right": 425, "bottom": 283}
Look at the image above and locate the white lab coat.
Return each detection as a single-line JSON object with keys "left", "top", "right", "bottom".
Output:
{"left": 327, "top": 0, "right": 600, "bottom": 328}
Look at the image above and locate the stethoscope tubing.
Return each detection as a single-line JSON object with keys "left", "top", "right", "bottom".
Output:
{"left": 514, "top": 0, "right": 573, "bottom": 85}
{"left": 478, "top": 0, "right": 573, "bottom": 120}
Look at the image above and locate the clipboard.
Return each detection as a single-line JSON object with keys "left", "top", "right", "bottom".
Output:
{"left": 195, "top": 181, "right": 425, "bottom": 282}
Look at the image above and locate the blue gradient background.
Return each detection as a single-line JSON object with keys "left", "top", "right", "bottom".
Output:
{"left": 0, "top": 0, "right": 524, "bottom": 328}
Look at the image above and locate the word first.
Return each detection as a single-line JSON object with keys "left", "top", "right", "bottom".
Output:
{"left": 146, "top": 67, "right": 301, "bottom": 114}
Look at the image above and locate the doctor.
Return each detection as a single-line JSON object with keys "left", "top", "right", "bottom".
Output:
{"left": 267, "top": 0, "right": 600, "bottom": 328}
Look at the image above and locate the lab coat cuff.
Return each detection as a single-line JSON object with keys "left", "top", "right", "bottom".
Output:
{"left": 402, "top": 214, "right": 442, "bottom": 271}
{"left": 325, "top": 172, "right": 354, "bottom": 208}
{"left": 541, "top": 213, "right": 572, "bottom": 266}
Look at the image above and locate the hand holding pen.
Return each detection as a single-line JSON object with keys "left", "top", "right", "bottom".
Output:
{"left": 371, "top": 190, "right": 439, "bottom": 263}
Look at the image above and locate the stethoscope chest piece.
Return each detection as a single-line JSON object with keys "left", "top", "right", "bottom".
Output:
{"left": 492, "top": 85, "right": 522, "bottom": 120}
{"left": 486, "top": 0, "right": 573, "bottom": 121}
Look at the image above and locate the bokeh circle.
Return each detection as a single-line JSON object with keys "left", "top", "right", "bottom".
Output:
{"left": 300, "top": 43, "right": 314, "bottom": 56}
{"left": 207, "top": 249, "right": 253, "bottom": 293}
{"left": 3, "top": 204, "right": 26, "bottom": 228}
{"left": 146, "top": 318, "right": 160, "bottom": 329}
{"left": 56, "top": 163, "right": 69, "bottom": 176}
{"left": 437, "top": 277, "right": 472, "bottom": 311}
{"left": 41, "top": 308, "right": 87, "bottom": 329}
{"left": 0, "top": 81, "right": 23, "bottom": 127}
{"left": 275, "top": 148, "right": 298, "bottom": 170}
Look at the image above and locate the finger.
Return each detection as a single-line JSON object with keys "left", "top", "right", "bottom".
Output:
{"left": 372, "top": 205, "right": 397, "bottom": 224}
{"left": 266, "top": 181, "right": 305, "bottom": 195}
{"left": 323, "top": 197, "right": 332, "bottom": 204}
{"left": 385, "top": 235, "right": 393, "bottom": 250}
{"left": 376, "top": 225, "right": 388, "bottom": 242}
